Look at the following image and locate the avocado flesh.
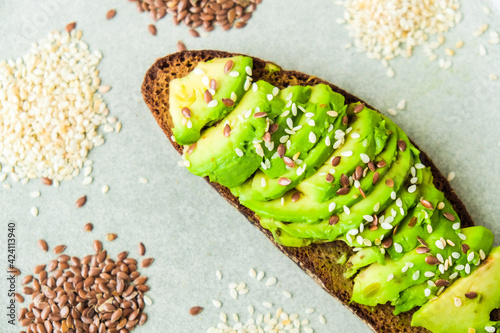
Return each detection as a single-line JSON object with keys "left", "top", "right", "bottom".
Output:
{"left": 170, "top": 56, "right": 253, "bottom": 145}
{"left": 185, "top": 80, "right": 283, "bottom": 188}
{"left": 352, "top": 225, "right": 493, "bottom": 311}
{"left": 234, "top": 84, "right": 347, "bottom": 201}
{"left": 261, "top": 130, "right": 413, "bottom": 242}
{"left": 296, "top": 107, "right": 391, "bottom": 203}
{"left": 411, "top": 246, "right": 500, "bottom": 333}
{"left": 233, "top": 112, "right": 404, "bottom": 224}
{"left": 259, "top": 85, "right": 312, "bottom": 178}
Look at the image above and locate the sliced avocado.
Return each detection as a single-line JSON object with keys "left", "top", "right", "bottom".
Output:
{"left": 352, "top": 249, "right": 430, "bottom": 307}
{"left": 233, "top": 84, "right": 346, "bottom": 201}
{"left": 253, "top": 129, "right": 413, "bottom": 242}
{"left": 170, "top": 56, "right": 253, "bottom": 145}
{"left": 259, "top": 85, "right": 311, "bottom": 178}
{"left": 185, "top": 80, "right": 284, "bottom": 188}
{"left": 345, "top": 247, "right": 386, "bottom": 278}
{"left": 412, "top": 246, "right": 500, "bottom": 333}
{"left": 297, "top": 106, "right": 391, "bottom": 203}
{"left": 394, "top": 227, "right": 494, "bottom": 316}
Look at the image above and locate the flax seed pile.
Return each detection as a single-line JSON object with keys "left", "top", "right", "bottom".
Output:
{"left": 0, "top": 29, "right": 120, "bottom": 186}
{"left": 17, "top": 239, "right": 153, "bottom": 333}
{"left": 127, "top": 0, "right": 262, "bottom": 36}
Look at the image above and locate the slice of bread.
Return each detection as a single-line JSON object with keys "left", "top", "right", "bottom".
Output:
{"left": 142, "top": 50, "right": 474, "bottom": 332}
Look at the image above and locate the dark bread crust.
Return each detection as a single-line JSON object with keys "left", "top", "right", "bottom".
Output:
{"left": 142, "top": 50, "right": 474, "bottom": 333}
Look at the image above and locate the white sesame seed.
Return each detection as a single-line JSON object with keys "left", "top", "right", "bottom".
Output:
{"left": 360, "top": 153, "right": 370, "bottom": 163}
{"left": 31, "top": 207, "right": 39, "bottom": 217}
{"left": 30, "top": 190, "right": 41, "bottom": 198}
{"left": 319, "top": 315, "right": 326, "bottom": 324}
{"left": 480, "top": 249, "right": 486, "bottom": 260}
{"left": 454, "top": 297, "right": 462, "bottom": 307}
{"left": 193, "top": 68, "right": 205, "bottom": 75}
{"left": 408, "top": 185, "right": 417, "bottom": 193}
{"left": 468, "top": 252, "right": 475, "bottom": 262}
{"left": 374, "top": 202, "right": 380, "bottom": 212}
{"left": 235, "top": 148, "right": 244, "bottom": 157}
{"left": 479, "top": 45, "right": 487, "bottom": 56}
{"left": 458, "top": 233, "right": 467, "bottom": 240}
{"left": 437, "top": 253, "right": 444, "bottom": 263}
{"left": 265, "top": 277, "right": 277, "bottom": 287}
{"left": 424, "top": 271, "right": 435, "bottom": 278}
{"left": 451, "top": 222, "right": 460, "bottom": 230}
{"left": 82, "top": 177, "right": 93, "bottom": 185}
{"left": 208, "top": 100, "right": 219, "bottom": 108}
{"left": 328, "top": 202, "right": 336, "bottom": 213}
{"left": 341, "top": 151, "right": 353, "bottom": 157}
{"left": 412, "top": 270, "right": 420, "bottom": 281}
{"left": 465, "top": 264, "right": 471, "bottom": 274}
{"left": 424, "top": 288, "right": 431, "bottom": 297}
{"left": 262, "top": 302, "right": 272, "bottom": 309}
{"left": 387, "top": 273, "right": 394, "bottom": 282}
{"left": 212, "top": 300, "right": 222, "bottom": 308}
{"left": 343, "top": 205, "right": 351, "bottom": 215}
{"left": 485, "top": 326, "right": 496, "bottom": 333}
{"left": 387, "top": 68, "right": 395, "bottom": 78}
{"left": 437, "top": 202, "right": 445, "bottom": 210}
{"left": 266, "top": 94, "right": 273, "bottom": 101}
{"left": 272, "top": 87, "right": 279, "bottom": 96}
{"left": 143, "top": 295, "right": 153, "bottom": 306}
{"left": 387, "top": 108, "right": 397, "bottom": 116}
{"left": 305, "top": 308, "right": 315, "bottom": 314}
{"left": 238, "top": 288, "right": 249, "bottom": 295}
{"left": 228, "top": 71, "right": 240, "bottom": 77}
{"left": 449, "top": 272, "right": 458, "bottom": 279}
{"left": 282, "top": 290, "right": 292, "bottom": 299}
{"left": 397, "top": 99, "right": 406, "bottom": 110}
{"left": 139, "top": 177, "right": 149, "bottom": 184}
{"left": 186, "top": 119, "right": 193, "bottom": 128}
{"left": 455, "top": 265, "right": 464, "bottom": 271}
{"left": 101, "top": 185, "right": 110, "bottom": 194}
{"left": 245, "top": 66, "right": 252, "bottom": 76}
{"left": 308, "top": 132, "right": 317, "bottom": 144}
{"left": 304, "top": 327, "right": 313, "bottom": 333}
{"left": 216, "top": 270, "right": 222, "bottom": 280}
{"left": 394, "top": 243, "right": 403, "bottom": 253}
{"left": 256, "top": 271, "right": 265, "bottom": 281}
{"left": 252, "top": 83, "right": 258, "bottom": 92}
{"left": 230, "top": 289, "right": 238, "bottom": 300}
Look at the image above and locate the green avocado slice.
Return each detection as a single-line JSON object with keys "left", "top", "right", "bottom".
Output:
{"left": 252, "top": 128, "right": 413, "bottom": 241}
{"left": 170, "top": 56, "right": 253, "bottom": 145}
{"left": 259, "top": 85, "right": 312, "bottom": 178}
{"left": 351, "top": 225, "right": 493, "bottom": 312}
{"left": 296, "top": 106, "right": 391, "bottom": 203}
{"left": 411, "top": 246, "right": 500, "bottom": 333}
{"left": 185, "top": 80, "right": 284, "bottom": 188}
{"left": 233, "top": 85, "right": 347, "bottom": 201}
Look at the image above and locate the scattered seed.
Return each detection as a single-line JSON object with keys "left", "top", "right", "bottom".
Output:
{"left": 37, "top": 240, "right": 48, "bottom": 252}
{"left": 190, "top": 306, "right": 204, "bottom": 316}
{"left": 177, "top": 40, "right": 187, "bottom": 52}
{"left": 189, "top": 29, "right": 200, "bottom": 38}
{"left": 53, "top": 245, "right": 66, "bottom": 255}
{"left": 75, "top": 195, "right": 87, "bottom": 208}
{"left": 148, "top": 24, "right": 157, "bottom": 36}
{"left": 83, "top": 223, "right": 93, "bottom": 232}
{"left": 106, "top": 233, "right": 117, "bottom": 241}
{"left": 141, "top": 258, "right": 154, "bottom": 268}
{"left": 65, "top": 22, "right": 76, "bottom": 33}
{"left": 106, "top": 9, "right": 116, "bottom": 20}
{"left": 139, "top": 177, "right": 149, "bottom": 184}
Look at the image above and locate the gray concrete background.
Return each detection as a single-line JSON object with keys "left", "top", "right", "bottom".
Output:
{"left": 0, "top": 0, "right": 499, "bottom": 332}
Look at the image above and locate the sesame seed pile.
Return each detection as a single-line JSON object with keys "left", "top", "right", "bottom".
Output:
{"left": 335, "top": 0, "right": 462, "bottom": 61}
{"left": 0, "top": 29, "right": 119, "bottom": 185}
{"left": 203, "top": 268, "right": 327, "bottom": 333}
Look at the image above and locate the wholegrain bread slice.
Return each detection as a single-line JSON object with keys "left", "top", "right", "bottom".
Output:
{"left": 141, "top": 50, "right": 474, "bottom": 333}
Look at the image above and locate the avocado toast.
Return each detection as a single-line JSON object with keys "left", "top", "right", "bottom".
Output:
{"left": 142, "top": 50, "right": 500, "bottom": 333}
